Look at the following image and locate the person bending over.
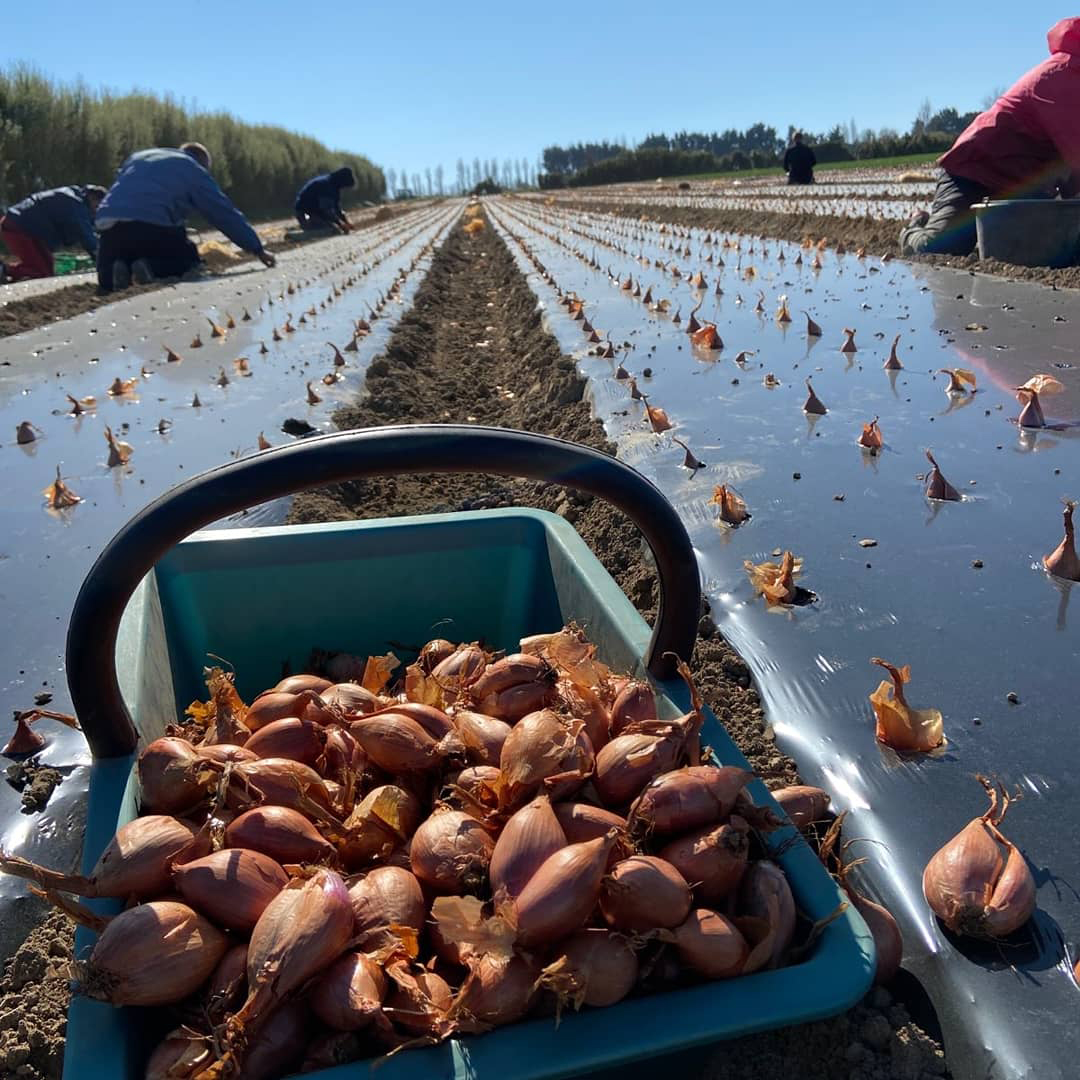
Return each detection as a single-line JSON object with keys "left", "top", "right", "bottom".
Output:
{"left": 901, "top": 17, "right": 1080, "bottom": 257}
{"left": 783, "top": 133, "right": 816, "bottom": 185}
{"left": 294, "top": 167, "right": 356, "bottom": 233}
{"left": 95, "top": 142, "right": 275, "bottom": 293}
{"left": 0, "top": 185, "right": 106, "bottom": 283}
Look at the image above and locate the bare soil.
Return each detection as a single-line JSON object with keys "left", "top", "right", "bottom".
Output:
{"left": 289, "top": 213, "right": 950, "bottom": 1080}
{"left": 564, "top": 198, "right": 1080, "bottom": 289}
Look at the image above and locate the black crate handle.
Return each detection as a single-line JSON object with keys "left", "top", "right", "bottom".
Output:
{"left": 66, "top": 424, "right": 702, "bottom": 757}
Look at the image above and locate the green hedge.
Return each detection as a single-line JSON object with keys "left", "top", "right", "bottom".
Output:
{"left": 0, "top": 65, "right": 384, "bottom": 218}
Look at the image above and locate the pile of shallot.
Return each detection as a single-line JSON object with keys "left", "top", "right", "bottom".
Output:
{"left": 1, "top": 627, "right": 809, "bottom": 1079}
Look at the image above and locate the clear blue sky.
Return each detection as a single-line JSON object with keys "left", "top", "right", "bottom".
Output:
{"left": 3, "top": 1, "right": 1071, "bottom": 186}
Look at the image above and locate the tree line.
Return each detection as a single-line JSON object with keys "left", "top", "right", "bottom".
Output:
{"left": 384, "top": 157, "right": 540, "bottom": 199}
{"left": 0, "top": 65, "right": 384, "bottom": 217}
{"left": 539, "top": 104, "right": 981, "bottom": 187}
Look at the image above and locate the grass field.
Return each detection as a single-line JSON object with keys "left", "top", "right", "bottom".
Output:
{"left": 678, "top": 152, "right": 940, "bottom": 182}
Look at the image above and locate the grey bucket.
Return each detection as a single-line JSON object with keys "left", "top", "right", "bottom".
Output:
{"left": 974, "top": 198, "right": 1080, "bottom": 268}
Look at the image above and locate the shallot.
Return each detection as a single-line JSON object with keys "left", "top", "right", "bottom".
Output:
{"left": 172, "top": 849, "right": 288, "bottom": 932}
{"left": 600, "top": 855, "right": 692, "bottom": 931}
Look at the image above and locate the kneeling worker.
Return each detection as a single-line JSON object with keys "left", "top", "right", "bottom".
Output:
{"left": 0, "top": 185, "right": 106, "bottom": 283}
{"left": 95, "top": 142, "right": 275, "bottom": 293}
{"left": 295, "top": 167, "right": 356, "bottom": 233}
{"left": 901, "top": 17, "right": 1080, "bottom": 256}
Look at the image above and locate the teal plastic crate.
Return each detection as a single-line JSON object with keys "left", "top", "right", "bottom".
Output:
{"left": 62, "top": 425, "right": 873, "bottom": 1080}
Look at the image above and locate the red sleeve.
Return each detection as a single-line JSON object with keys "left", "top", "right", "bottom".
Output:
{"left": 1032, "top": 66, "right": 1080, "bottom": 176}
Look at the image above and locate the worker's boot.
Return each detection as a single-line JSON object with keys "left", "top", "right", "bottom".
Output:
{"left": 131, "top": 259, "right": 155, "bottom": 286}
{"left": 111, "top": 260, "right": 131, "bottom": 290}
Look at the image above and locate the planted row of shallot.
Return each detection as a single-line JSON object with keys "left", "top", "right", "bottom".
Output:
{"left": 1, "top": 627, "right": 845, "bottom": 1079}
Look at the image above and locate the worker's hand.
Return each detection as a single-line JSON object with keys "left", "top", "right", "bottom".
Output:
{"left": 258, "top": 251, "right": 276, "bottom": 269}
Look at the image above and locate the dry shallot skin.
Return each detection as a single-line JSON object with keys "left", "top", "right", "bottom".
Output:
{"left": 453, "top": 710, "right": 512, "bottom": 766}
{"left": 384, "top": 968, "right": 454, "bottom": 1037}
{"left": 771, "top": 785, "right": 832, "bottom": 830}
{"left": 348, "top": 865, "right": 426, "bottom": 950}
{"left": 498, "top": 709, "right": 595, "bottom": 808}
{"left": 922, "top": 779, "right": 1036, "bottom": 939}
{"left": 80, "top": 901, "right": 228, "bottom": 1006}
{"left": 419, "top": 638, "right": 457, "bottom": 673}
{"left": 556, "top": 678, "right": 611, "bottom": 752}
{"left": 172, "top": 848, "right": 289, "bottom": 932}
{"left": 672, "top": 908, "right": 749, "bottom": 978}
{"left": 310, "top": 951, "right": 387, "bottom": 1031}
{"left": 739, "top": 861, "right": 796, "bottom": 969}
{"left": 599, "top": 855, "right": 693, "bottom": 932}
{"left": 228, "top": 758, "right": 335, "bottom": 816}
{"left": 224, "top": 805, "right": 335, "bottom": 865}
{"left": 553, "top": 802, "right": 628, "bottom": 845}
{"left": 410, "top": 808, "right": 495, "bottom": 895}
{"left": 514, "top": 832, "right": 617, "bottom": 947}
{"left": 207, "top": 943, "right": 249, "bottom": 1022}
{"left": 489, "top": 795, "right": 567, "bottom": 902}
{"left": 320, "top": 682, "right": 380, "bottom": 714}
{"left": 340, "top": 785, "right": 424, "bottom": 870}
{"left": 540, "top": 928, "right": 639, "bottom": 1008}
{"left": 137, "top": 737, "right": 208, "bottom": 814}
{"left": 629, "top": 765, "right": 752, "bottom": 836}
{"left": 196, "top": 743, "right": 257, "bottom": 765}
{"left": 145, "top": 1030, "right": 214, "bottom": 1080}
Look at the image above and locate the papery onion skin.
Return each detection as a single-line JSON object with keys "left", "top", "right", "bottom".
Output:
{"left": 489, "top": 795, "right": 567, "bottom": 901}
{"left": 771, "top": 785, "right": 832, "bottom": 830}
{"left": 230, "top": 758, "right": 335, "bottom": 816}
{"left": 455, "top": 953, "right": 538, "bottom": 1030}
{"left": 310, "top": 951, "right": 387, "bottom": 1030}
{"left": 340, "top": 785, "right": 424, "bottom": 869}
{"left": 514, "top": 832, "right": 616, "bottom": 947}
{"left": 384, "top": 968, "right": 453, "bottom": 1036}
{"left": 82, "top": 901, "right": 227, "bottom": 1006}
{"left": 553, "top": 802, "right": 628, "bottom": 845}
{"left": 242, "top": 869, "right": 354, "bottom": 1022}
{"left": 410, "top": 809, "right": 495, "bottom": 895}
{"left": 673, "top": 908, "right": 749, "bottom": 978}
{"left": 594, "top": 732, "right": 681, "bottom": 809}
{"left": 138, "top": 737, "right": 208, "bottom": 814}
{"left": 499, "top": 709, "right": 594, "bottom": 807}
{"left": 172, "top": 848, "right": 288, "bottom": 932}
{"left": 453, "top": 710, "right": 512, "bottom": 766}
{"left": 470, "top": 654, "right": 551, "bottom": 701}
{"left": 321, "top": 682, "right": 380, "bottom": 713}
{"left": 739, "top": 861, "right": 796, "bottom": 968}
{"left": 599, "top": 855, "right": 692, "bottom": 931}
{"left": 243, "top": 717, "right": 324, "bottom": 767}
{"left": 225, "top": 805, "right": 335, "bottom": 864}
{"left": 544, "top": 928, "right": 639, "bottom": 1008}
{"left": 629, "top": 765, "right": 752, "bottom": 835}
{"left": 557, "top": 678, "right": 611, "bottom": 752}
{"left": 349, "top": 865, "right": 426, "bottom": 949}
{"left": 207, "top": 943, "right": 248, "bottom": 1022}
{"left": 145, "top": 1029, "right": 213, "bottom": 1080}
{"left": 197, "top": 743, "right": 257, "bottom": 765}
{"left": 419, "top": 639, "right": 456, "bottom": 673}
{"left": 660, "top": 820, "right": 749, "bottom": 904}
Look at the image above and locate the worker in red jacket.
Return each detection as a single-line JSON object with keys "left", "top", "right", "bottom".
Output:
{"left": 901, "top": 17, "right": 1080, "bottom": 256}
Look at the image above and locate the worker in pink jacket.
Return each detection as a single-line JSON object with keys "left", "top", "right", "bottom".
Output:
{"left": 901, "top": 17, "right": 1080, "bottom": 256}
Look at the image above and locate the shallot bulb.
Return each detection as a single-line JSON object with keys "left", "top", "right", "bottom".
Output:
{"left": 469, "top": 653, "right": 556, "bottom": 721}
{"left": 229, "top": 758, "right": 336, "bottom": 817}
{"left": 556, "top": 677, "right": 611, "bottom": 751}
{"left": 410, "top": 808, "right": 495, "bottom": 894}
{"left": 310, "top": 951, "right": 387, "bottom": 1031}
{"left": 207, "top": 943, "right": 248, "bottom": 1022}
{"left": 243, "top": 717, "right": 325, "bottom": 767}
{"left": 138, "top": 737, "right": 210, "bottom": 814}
{"left": 739, "top": 861, "right": 796, "bottom": 968}
{"left": 0, "top": 815, "right": 205, "bottom": 899}
{"left": 235, "top": 869, "right": 354, "bottom": 1030}
{"left": 538, "top": 928, "right": 639, "bottom": 1009}
{"left": 595, "top": 732, "right": 682, "bottom": 809}
{"left": 1044, "top": 501, "right": 1080, "bottom": 581}
{"left": 771, "top": 785, "right": 832, "bottom": 830}
{"left": 273, "top": 674, "right": 332, "bottom": 695}
{"left": 349, "top": 865, "right": 427, "bottom": 949}
{"left": 172, "top": 849, "right": 288, "bottom": 932}
{"left": 514, "top": 832, "right": 617, "bottom": 947}
{"left": 672, "top": 909, "right": 749, "bottom": 978}
{"left": 845, "top": 885, "right": 903, "bottom": 985}
{"left": 244, "top": 691, "right": 308, "bottom": 732}
{"left": 350, "top": 712, "right": 463, "bottom": 773}
{"left": 922, "top": 776, "right": 1036, "bottom": 939}
{"left": 224, "top": 805, "right": 335, "bottom": 864}
{"left": 660, "top": 819, "right": 750, "bottom": 903}
{"left": 498, "top": 709, "right": 595, "bottom": 807}
{"left": 629, "top": 765, "right": 751, "bottom": 835}
{"left": 383, "top": 966, "right": 454, "bottom": 1038}
{"left": 234, "top": 1000, "right": 310, "bottom": 1080}
{"left": 609, "top": 680, "right": 658, "bottom": 738}
{"left": 145, "top": 1030, "right": 214, "bottom": 1079}
{"left": 553, "top": 802, "right": 627, "bottom": 844}
{"left": 599, "top": 855, "right": 692, "bottom": 931}
{"left": 489, "top": 795, "right": 567, "bottom": 901}
{"left": 79, "top": 900, "right": 228, "bottom": 1006}
{"left": 320, "top": 682, "right": 380, "bottom": 714}
{"left": 924, "top": 450, "right": 960, "bottom": 502}
{"left": 453, "top": 710, "right": 512, "bottom": 766}
{"left": 454, "top": 953, "right": 539, "bottom": 1031}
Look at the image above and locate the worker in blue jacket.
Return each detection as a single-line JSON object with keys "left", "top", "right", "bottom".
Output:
{"left": 95, "top": 142, "right": 275, "bottom": 292}
{"left": 0, "top": 185, "right": 106, "bottom": 283}
{"left": 294, "top": 167, "right": 356, "bottom": 233}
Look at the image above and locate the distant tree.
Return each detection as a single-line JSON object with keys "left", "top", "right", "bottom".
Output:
{"left": 386, "top": 168, "right": 397, "bottom": 200}
{"left": 982, "top": 85, "right": 1007, "bottom": 110}
{"left": 455, "top": 158, "right": 466, "bottom": 194}
{"left": 424, "top": 167, "right": 432, "bottom": 195}
{"left": 471, "top": 157, "right": 481, "bottom": 187}
{"left": 913, "top": 98, "right": 933, "bottom": 134}
{"left": 411, "top": 172, "right": 421, "bottom": 196}
{"left": 435, "top": 164, "right": 444, "bottom": 194}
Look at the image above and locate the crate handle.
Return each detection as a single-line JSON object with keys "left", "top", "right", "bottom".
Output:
{"left": 66, "top": 424, "right": 702, "bottom": 757}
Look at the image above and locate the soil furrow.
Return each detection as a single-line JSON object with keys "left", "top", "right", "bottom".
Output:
{"left": 289, "top": 212, "right": 950, "bottom": 1080}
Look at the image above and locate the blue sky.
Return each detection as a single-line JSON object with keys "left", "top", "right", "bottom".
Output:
{"left": 3, "top": 1, "right": 1070, "bottom": 186}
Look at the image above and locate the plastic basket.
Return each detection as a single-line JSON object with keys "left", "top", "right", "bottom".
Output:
{"left": 62, "top": 424, "right": 873, "bottom": 1080}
